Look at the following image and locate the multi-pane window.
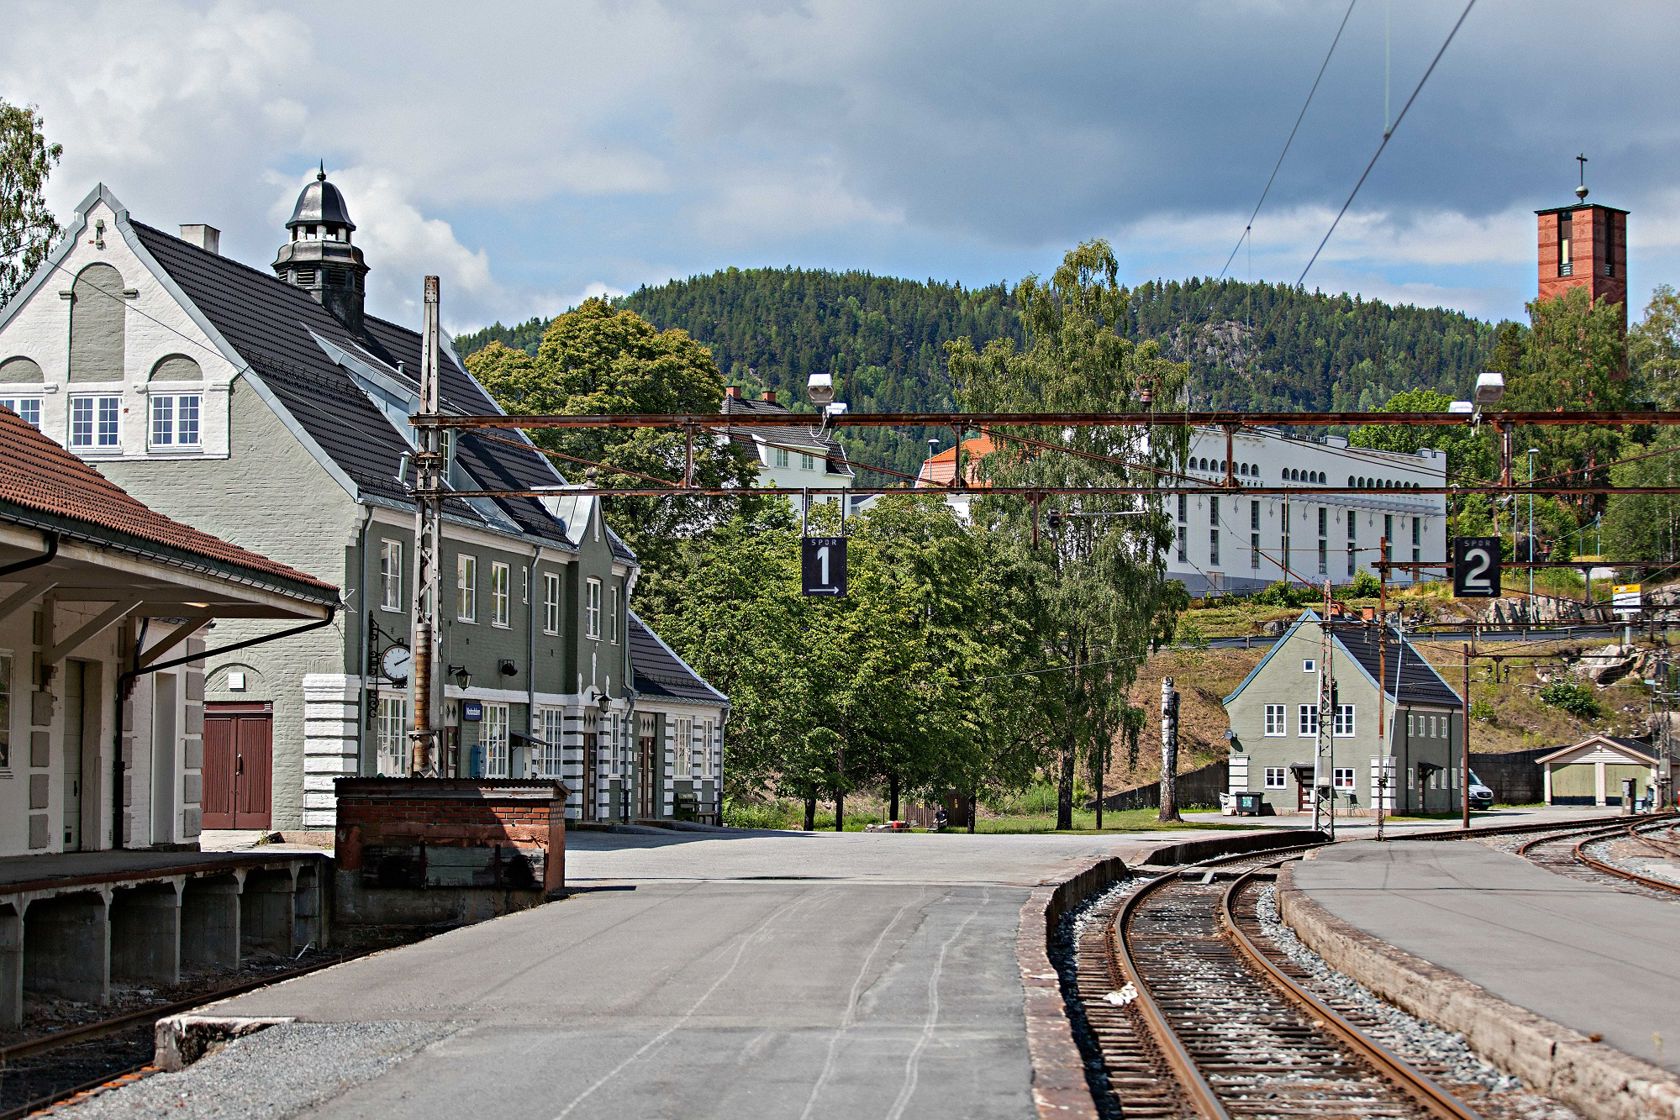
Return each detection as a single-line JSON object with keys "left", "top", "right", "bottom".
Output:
{"left": 1384, "top": 514, "right": 1394, "bottom": 549}
{"left": 69, "top": 395, "right": 120, "bottom": 449}
{"left": 1264, "top": 767, "right": 1286, "bottom": 789}
{"left": 0, "top": 653, "right": 11, "bottom": 769}
{"left": 1411, "top": 516, "right": 1421, "bottom": 564}
{"left": 375, "top": 695, "right": 408, "bottom": 776}
{"left": 1209, "top": 527, "right": 1220, "bottom": 567}
{"left": 800, "top": 452, "right": 815, "bottom": 470}
{"left": 585, "top": 578, "right": 602, "bottom": 639}
{"left": 1176, "top": 494, "right": 1187, "bottom": 523}
{"left": 1298, "top": 704, "right": 1319, "bottom": 737}
{"left": 379, "top": 540, "right": 403, "bottom": 611}
{"left": 1332, "top": 767, "right": 1356, "bottom": 791}
{"left": 149, "top": 393, "right": 201, "bottom": 448}
{"left": 0, "top": 396, "right": 41, "bottom": 427}
{"left": 1316, "top": 506, "right": 1328, "bottom": 574}
{"left": 1333, "top": 703, "right": 1355, "bottom": 737}
{"left": 773, "top": 447, "right": 790, "bottom": 468}
{"left": 1250, "top": 501, "right": 1262, "bottom": 569}
{"left": 609, "top": 585, "right": 620, "bottom": 644}
{"left": 539, "top": 708, "right": 566, "bottom": 779}
{"left": 456, "top": 554, "right": 477, "bottom": 622}
{"left": 1281, "top": 502, "right": 1291, "bottom": 571}
{"left": 1263, "top": 704, "right": 1285, "bottom": 736}
{"left": 491, "top": 561, "right": 511, "bottom": 627}
{"left": 1175, "top": 525, "right": 1187, "bottom": 562}
{"left": 674, "top": 716, "right": 694, "bottom": 775}
{"left": 481, "top": 703, "right": 510, "bottom": 778}
{"left": 543, "top": 572, "right": 561, "bottom": 634}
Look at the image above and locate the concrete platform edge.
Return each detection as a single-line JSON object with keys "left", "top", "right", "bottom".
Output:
{"left": 1017, "top": 855, "right": 1131, "bottom": 1120}
{"left": 154, "top": 1013, "right": 296, "bottom": 1071}
{"left": 1276, "top": 860, "right": 1680, "bottom": 1120}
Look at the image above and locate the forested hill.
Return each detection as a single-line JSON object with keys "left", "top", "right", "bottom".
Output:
{"left": 453, "top": 269, "right": 1499, "bottom": 479}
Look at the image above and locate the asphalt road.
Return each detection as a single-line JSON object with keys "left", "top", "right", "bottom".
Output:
{"left": 72, "top": 829, "right": 1192, "bottom": 1120}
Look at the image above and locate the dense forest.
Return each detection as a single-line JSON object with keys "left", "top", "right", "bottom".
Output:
{"left": 453, "top": 270, "right": 1501, "bottom": 479}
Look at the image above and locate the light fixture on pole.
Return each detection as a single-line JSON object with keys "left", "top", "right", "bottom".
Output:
{"left": 448, "top": 664, "right": 471, "bottom": 690}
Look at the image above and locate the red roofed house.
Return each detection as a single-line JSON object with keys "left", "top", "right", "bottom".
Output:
{"left": 0, "top": 406, "right": 337, "bottom": 856}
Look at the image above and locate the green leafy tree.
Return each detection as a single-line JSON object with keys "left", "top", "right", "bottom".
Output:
{"left": 1630, "top": 284, "right": 1680, "bottom": 408}
{"left": 0, "top": 100, "right": 61, "bottom": 306}
{"left": 1500, "top": 287, "right": 1628, "bottom": 521}
{"left": 1348, "top": 387, "right": 1495, "bottom": 483}
{"left": 465, "top": 299, "right": 761, "bottom": 572}
{"left": 1602, "top": 427, "right": 1680, "bottom": 563}
{"left": 948, "top": 240, "right": 1190, "bottom": 830}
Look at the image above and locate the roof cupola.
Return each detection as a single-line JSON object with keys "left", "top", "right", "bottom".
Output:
{"left": 273, "top": 162, "right": 369, "bottom": 334}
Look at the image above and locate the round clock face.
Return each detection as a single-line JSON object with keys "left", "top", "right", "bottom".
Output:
{"left": 381, "top": 644, "right": 412, "bottom": 684}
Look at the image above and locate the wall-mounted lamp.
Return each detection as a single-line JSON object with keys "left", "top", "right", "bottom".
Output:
{"left": 448, "top": 664, "right": 471, "bottom": 690}
{"left": 498, "top": 659, "right": 517, "bottom": 678}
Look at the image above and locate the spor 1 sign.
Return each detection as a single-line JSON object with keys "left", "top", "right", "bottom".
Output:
{"left": 1452, "top": 536, "right": 1502, "bottom": 598}
{"left": 801, "top": 536, "right": 847, "bottom": 597}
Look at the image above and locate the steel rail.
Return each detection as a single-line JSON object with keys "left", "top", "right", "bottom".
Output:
{"left": 1512, "top": 816, "right": 1671, "bottom": 859}
{"left": 1109, "top": 870, "right": 1235, "bottom": 1120}
{"left": 1571, "top": 821, "right": 1680, "bottom": 895}
{"left": 1220, "top": 864, "right": 1483, "bottom": 1120}
{"left": 419, "top": 409, "right": 1680, "bottom": 431}
{"left": 0, "top": 1063, "right": 155, "bottom": 1120}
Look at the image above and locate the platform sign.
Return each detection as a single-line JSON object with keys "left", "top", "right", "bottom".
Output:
{"left": 1451, "top": 536, "right": 1501, "bottom": 598}
{"left": 802, "top": 536, "right": 847, "bottom": 597}
{"left": 461, "top": 699, "right": 483, "bottom": 722}
{"left": 1613, "top": 584, "right": 1642, "bottom": 616}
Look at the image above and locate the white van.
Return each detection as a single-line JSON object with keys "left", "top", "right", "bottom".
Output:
{"left": 1468, "top": 769, "right": 1494, "bottom": 811}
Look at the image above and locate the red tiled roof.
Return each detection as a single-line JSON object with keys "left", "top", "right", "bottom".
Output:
{"left": 0, "top": 406, "right": 336, "bottom": 596}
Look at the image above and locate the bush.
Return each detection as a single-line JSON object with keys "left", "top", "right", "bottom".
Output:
{"left": 1345, "top": 569, "right": 1382, "bottom": 598}
{"left": 1538, "top": 680, "right": 1599, "bottom": 719}
{"left": 1251, "top": 580, "right": 1316, "bottom": 608}
{"left": 1468, "top": 698, "right": 1497, "bottom": 723}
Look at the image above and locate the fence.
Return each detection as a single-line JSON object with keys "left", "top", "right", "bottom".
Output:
{"left": 1468, "top": 747, "right": 1555, "bottom": 805}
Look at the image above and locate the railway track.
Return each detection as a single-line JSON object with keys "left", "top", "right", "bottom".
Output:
{"left": 1514, "top": 816, "right": 1680, "bottom": 898}
{"left": 0, "top": 948, "right": 375, "bottom": 1119}
{"left": 1070, "top": 819, "right": 1656, "bottom": 1119}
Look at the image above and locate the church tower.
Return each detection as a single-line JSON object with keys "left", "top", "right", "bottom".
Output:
{"left": 273, "top": 164, "right": 370, "bottom": 334}
{"left": 1535, "top": 155, "right": 1627, "bottom": 332}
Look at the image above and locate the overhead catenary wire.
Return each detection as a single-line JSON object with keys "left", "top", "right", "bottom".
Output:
{"left": 1217, "top": 0, "right": 1360, "bottom": 280}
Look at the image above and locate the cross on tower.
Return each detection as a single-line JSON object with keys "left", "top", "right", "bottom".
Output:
{"left": 1576, "top": 153, "right": 1589, "bottom": 200}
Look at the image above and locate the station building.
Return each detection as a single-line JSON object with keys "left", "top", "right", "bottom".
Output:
{"left": 0, "top": 174, "right": 726, "bottom": 832}
{"left": 1222, "top": 610, "right": 1465, "bottom": 815}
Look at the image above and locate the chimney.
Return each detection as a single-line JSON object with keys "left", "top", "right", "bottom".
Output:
{"left": 179, "top": 224, "right": 221, "bottom": 254}
{"left": 760, "top": 389, "right": 777, "bottom": 403}
{"left": 725, "top": 385, "right": 741, "bottom": 399}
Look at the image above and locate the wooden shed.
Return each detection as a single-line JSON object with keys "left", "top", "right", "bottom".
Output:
{"left": 1537, "top": 735, "right": 1657, "bottom": 806}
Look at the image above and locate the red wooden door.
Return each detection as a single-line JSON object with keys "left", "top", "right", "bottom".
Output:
{"left": 203, "top": 704, "right": 273, "bottom": 830}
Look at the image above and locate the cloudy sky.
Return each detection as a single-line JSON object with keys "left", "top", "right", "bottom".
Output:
{"left": 7, "top": 0, "right": 1676, "bottom": 333}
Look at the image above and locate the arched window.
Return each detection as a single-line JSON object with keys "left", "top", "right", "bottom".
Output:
{"left": 147, "top": 355, "right": 203, "bottom": 449}
{"left": 69, "top": 263, "right": 126, "bottom": 383}
{"left": 0, "top": 356, "right": 44, "bottom": 427}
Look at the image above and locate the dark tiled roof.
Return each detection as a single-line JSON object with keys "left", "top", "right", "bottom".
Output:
{"left": 721, "top": 394, "right": 852, "bottom": 476}
{"left": 0, "top": 406, "right": 336, "bottom": 601}
{"left": 131, "top": 222, "right": 581, "bottom": 547}
{"left": 1326, "top": 620, "right": 1462, "bottom": 709}
{"left": 627, "top": 611, "right": 726, "bottom": 705}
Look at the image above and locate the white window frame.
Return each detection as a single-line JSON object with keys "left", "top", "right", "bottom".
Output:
{"left": 773, "top": 446, "right": 790, "bottom": 468}
{"left": 609, "top": 585, "right": 620, "bottom": 644}
{"left": 148, "top": 392, "right": 201, "bottom": 449}
{"left": 1333, "top": 703, "right": 1356, "bottom": 738}
{"left": 1302, "top": 658, "right": 1316, "bottom": 673}
{"left": 538, "top": 707, "right": 566, "bottom": 779}
{"left": 1332, "top": 767, "right": 1356, "bottom": 791}
{"left": 1298, "top": 704, "right": 1319, "bottom": 737}
{"left": 481, "top": 703, "right": 510, "bottom": 778}
{"left": 543, "top": 572, "right": 561, "bottom": 635}
{"left": 374, "top": 694, "right": 408, "bottom": 776}
{"left": 1263, "top": 766, "right": 1286, "bottom": 789}
{"left": 799, "top": 452, "right": 814, "bottom": 471}
{"left": 585, "top": 578, "right": 602, "bottom": 639}
{"left": 456, "top": 554, "right": 477, "bottom": 623}
{"left": 69, "top": 394, "right": 121, "bottom": 450}
{"left": 379, "top": 540, "right": 403, "bottom": 612}
{"left": 674, "top": 716, "right": 694, "bottom": 776}
{"left": 1263, "top": 704, "right": 1285, "bottom": 736}
{"left": 0, "top": 395, "right": 41, "bottom": 428}
{"left": 491, "top": 561, "right": 511, "bottom": 628}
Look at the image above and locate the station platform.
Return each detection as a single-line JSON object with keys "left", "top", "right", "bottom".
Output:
{"left": 0, "top": 847, "right": 329, "bottom": 1027}
{"left": 1287, "top": 839, "right": 1680, "bottom": 1087}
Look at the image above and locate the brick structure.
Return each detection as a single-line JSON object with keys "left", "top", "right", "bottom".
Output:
{"left": 1536, "top": 201, "right": 1628, "bottom": 331}
{"left": 332, "top": 778, "right": 568, "bottom": 924}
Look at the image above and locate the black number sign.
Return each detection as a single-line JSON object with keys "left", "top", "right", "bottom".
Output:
{"left": 1452, "top": 536, "right": 1501, "bottom": 598}
{"left": 802, "top": 536, "right": 847, "bottom": 597}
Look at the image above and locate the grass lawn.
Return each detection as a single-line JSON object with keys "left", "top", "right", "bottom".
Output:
{"left": 968, "top": 807, "right": 1252, "bottom": 834}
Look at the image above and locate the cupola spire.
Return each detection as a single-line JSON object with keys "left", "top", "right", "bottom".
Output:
{"left": 272, "top": 163, "right": 369, "bottom": 333}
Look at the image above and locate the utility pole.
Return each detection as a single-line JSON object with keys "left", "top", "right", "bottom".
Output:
{"left": 1313, "top": 582, "right": 1335, "bottom": 839}
{"left": 1158, "top": 677, "right": 1181, "bottom": 823}
{"left": 1461, "top": 642, "right": 1472, "bottom": 830}
{"left": 408, "top": 276, "right": 445, "bottom": 776}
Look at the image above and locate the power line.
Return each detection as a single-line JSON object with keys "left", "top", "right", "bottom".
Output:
{"left": 1217, "top": 0, "right": 1360, "bottom": 280}
{"left": 1296, "top": 0, "right": 1478, "bottom": 286}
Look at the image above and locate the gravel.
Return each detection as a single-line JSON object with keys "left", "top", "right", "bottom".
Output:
{"left": 61, "top": 1021, "right": 461, "bottom": 1119}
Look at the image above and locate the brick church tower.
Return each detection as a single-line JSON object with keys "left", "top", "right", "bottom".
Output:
{"left": 1535, "top": 156, "right": 1627, "bottom": 332}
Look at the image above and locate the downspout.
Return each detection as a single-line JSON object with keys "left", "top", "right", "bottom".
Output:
{"left": 354, "top": 505, "right": 374, "bottom": 775}
{"left": 527, "top": 547, "right": 541, "bottom": 775}
{"left": 0, "top": 531, "right": 58, "bottom": 578}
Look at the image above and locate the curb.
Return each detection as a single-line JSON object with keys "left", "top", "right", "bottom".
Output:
{"left": 1017, "top": 856, "right": 1131, "bottom": 1119}
{"left": 1276, "top": 861, "right": 1680, "bottom": 1120}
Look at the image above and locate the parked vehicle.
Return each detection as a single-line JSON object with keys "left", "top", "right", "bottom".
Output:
{"left": 1468, "top": 769, "right": 1494, "bottom": 811}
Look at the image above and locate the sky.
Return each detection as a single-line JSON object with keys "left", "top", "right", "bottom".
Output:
{"left": 6, "top": 0, "right": 1678, "bottom": 335}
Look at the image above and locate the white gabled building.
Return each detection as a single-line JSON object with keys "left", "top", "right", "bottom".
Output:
{"left": 721, "top": 387, "right": 855, "bottom": 515}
